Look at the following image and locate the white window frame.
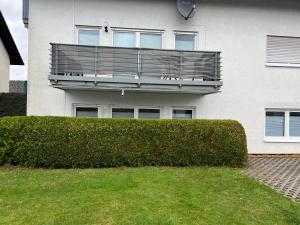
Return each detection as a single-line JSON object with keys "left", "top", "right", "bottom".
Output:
{"left": 73, "top": 104, "right": 102, "bottom": 118}
{"left": 112, "top": 28, "right": 164, "bottom": 48}
{"left": 172, "top": 106, "right": 196, "bottom": 119}
{"left": 110, "top": 105, "right": 161, "bottom": 119}
{"left": 138, "top": 107, "right": 161, "bottom": 119}
{"left": 264, "top": 109, "right": 300, "bottom": 143}
{"left": 265, "top": 35, "right": 300, "bottom": 68}
{"left": 76, "top": 25, "right": 101, "bottom": 45}
{"left": 174, "top": 31, "right": 198, "bottom": 51}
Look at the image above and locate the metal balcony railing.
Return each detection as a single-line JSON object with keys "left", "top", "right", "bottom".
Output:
{"left": 49, "top": 43, "right": 222, "bottom": 94}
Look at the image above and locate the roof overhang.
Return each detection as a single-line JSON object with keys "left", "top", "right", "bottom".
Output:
{"left": 0, "top": 11, "right": 24, "bottom": 65}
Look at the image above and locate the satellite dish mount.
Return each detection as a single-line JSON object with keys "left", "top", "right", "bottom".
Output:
{"left": 177, "top": 0, "right": 196, "bottom": 20}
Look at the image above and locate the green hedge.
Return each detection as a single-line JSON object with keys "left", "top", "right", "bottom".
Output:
{"left": 0, "top": 116, "right": 248, "bottom": 168}
{"left": 0, "top": 93, "right": 26, "bottom": 117}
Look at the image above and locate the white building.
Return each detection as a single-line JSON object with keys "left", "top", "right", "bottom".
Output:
{"left": 24, "top": 0, "right": 300, "bottom": 154}
{"left": 0, "top": 11, "right": 24, "bottom": 93}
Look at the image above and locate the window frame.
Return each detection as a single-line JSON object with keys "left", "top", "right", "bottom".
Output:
{"left": 174, "top": 31, "right": 197, "bottom": 51}
{"left": 264, "top": 109, "right": 300, "bottom": 142}
{"left": 266, "top": 35, "right": 300, "bottom": 68}
{"left": 76, "top": 26, "right": 101, "bottom": 46}
{"left": 172, "top": 107, "right": 195, "bottom": 119}
{"left": 73, "top": 104, "right": 101, "bottom": 118}
{"left": 111, "top": 107, "right": 135, "bottom": 119}
{"left": 138, "top": 108, "right": 161, "bottom": 119}
{"left": 112, "top": 28, "right": 164, "bottom": 48}
{"left": 110, "top": 105, "right": 161, "bottom": 119}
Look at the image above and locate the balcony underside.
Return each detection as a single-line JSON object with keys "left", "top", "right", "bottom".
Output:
{"left": 49, "top": 75, "right": 222, "bottom": 94}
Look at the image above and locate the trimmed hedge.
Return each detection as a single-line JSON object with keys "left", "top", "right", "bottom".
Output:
{"left": 0, "top": 93, "right": 26, "bottom": 117}
{"left": 0, "top": 116, "right": 248, "bottom": 168}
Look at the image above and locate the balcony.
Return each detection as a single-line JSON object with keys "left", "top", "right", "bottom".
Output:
{"left": 49, "top": 43, "right": 222, "bottom": 94}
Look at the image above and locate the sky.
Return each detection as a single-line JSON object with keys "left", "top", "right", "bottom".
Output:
{"left": 0, "top": 0, "right": 27, "bottom": 80}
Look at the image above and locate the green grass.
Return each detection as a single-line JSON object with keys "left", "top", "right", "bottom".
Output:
{"left": 0, "top": 167, "right": 299, "bottom": 225}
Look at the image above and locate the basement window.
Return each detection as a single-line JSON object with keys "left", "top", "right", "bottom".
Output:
{"left": 76, "top": 107, "right": 98, "bottom": 118}
{"left": 265, "top": 109, "right": 300, "bottom": 142}
{"left": 138, "top": 109, "right": 160, "bottom": 119}
{"left": 112, "top": 108, "right": 134, "bottom": 119}
{"left": 172, "top": 109, "right": 193, "bottom": 119}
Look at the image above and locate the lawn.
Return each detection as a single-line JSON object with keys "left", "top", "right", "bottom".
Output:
{"left": 0, "top": 167, "right": 299, "bottom": 225}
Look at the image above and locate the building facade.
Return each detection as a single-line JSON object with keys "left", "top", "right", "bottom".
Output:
{"left": 0, "top": 11, "right": 24, "bottom": 92}
{"left": 24, "top": 0, "right": 300, "bottom": 154}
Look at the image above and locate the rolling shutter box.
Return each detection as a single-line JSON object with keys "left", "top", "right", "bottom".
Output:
{"left": 267, "top": 35, "right": 300, "bottom": 65}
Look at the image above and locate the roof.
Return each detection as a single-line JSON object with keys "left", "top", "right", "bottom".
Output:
{"left": 0, "top": 10, "right": 24, "bottom": 65}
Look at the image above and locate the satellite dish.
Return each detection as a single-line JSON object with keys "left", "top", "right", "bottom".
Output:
{"left": 177, "top": 0, "right": 196, "bottom": 20}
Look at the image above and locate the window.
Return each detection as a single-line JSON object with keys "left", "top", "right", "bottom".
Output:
{"left": 265, "top": 110, "right": 300, "bottom": 141}
{"left": 289, "top": 112, "right": 300, "bottom": 137}
{"left": 267, "top": 35, "right": 300, "bottom": 66}
{"left": 112, "top": 108, "right": 134, "bottom": 118}
{"left": 113, "top": 31, "right": 136, "bottom": 47}
{"left": 175, "top": 34, "right": 195, "bottom": 51}
{"left": 140, "top": 33, "right": 162, "bottom": 49}
{"left": 78, "top": 29, "right": 100, "bottom": 46}
{"left": 139, "top": 109, "right": 160, "bottom": 119}
{"left": 113, "top": 30, "right": 162, "bottom": 48}
{"left": 265, "top": 112, "right": 285, "bottom": 137}
{"left": 173, "top": 109, "right": 193, "bottom": 119}
{"left": 76, "top": 107, "right": 98, "bottom": 118}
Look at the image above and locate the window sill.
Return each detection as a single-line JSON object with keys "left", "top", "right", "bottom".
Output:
{"left": 266, "top": 63, "right": 300, "bottom": 68}
{"left": 264, "top": 137, "right": 300, "bottom": 143}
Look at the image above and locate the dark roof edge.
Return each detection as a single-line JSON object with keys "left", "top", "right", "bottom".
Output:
{"left": 0, "top": 11, "right": 24, "bottom": 65}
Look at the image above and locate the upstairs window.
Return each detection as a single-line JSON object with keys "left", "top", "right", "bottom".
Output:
{"left": 140, "top": 33, "right": 162, "bottom": 49}
{"left": 267, "top": 35, "right": 300, "bottom": 66}
{"left": 113, "top": 31, "right": 136, "bottom": 48}
{"left": 78, "top": 29, "right": 100, "bottom": 46}
{"left": 175, "top": 33, "right": 195, "bottom": 51}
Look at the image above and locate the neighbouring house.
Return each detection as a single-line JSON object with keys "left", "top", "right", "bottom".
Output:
{"left": 0, "top": 11, "right": 24, "bottom": 93}
{"left": 23, "top": 0, "right": 300, "bottom": 155}
{"left": 9, "top": 80, "right": 27, "bottom": 94}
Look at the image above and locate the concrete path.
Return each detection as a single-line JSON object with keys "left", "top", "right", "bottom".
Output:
{"left": 244, "top": 158, "right": 300, "bottom": 201}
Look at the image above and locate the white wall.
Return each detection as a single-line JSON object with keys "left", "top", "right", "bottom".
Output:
{"left": 0, "top": 39, "right": 10, "bottom": 92}
{"left": 27, "top": 0, "right": 300, "bottom": 154}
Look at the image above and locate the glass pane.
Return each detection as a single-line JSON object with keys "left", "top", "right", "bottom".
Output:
{"left": 265, "top": 112, "right": 285, "bottom": 136}
{"left": 175, "top": 34, "right": 195, "bottom": 51}
{"left": 140, "top": 33, "right": 162, "bottom": 49}
{"left": 76, "top": 107, "right": 98, "bottom": 118}
{"left": 78, "top": 29, "right": 99, "bottom": 46}
{"left": 173, "top": 110, "right": 193, "bottom": 119}
{"left": 112, "top": 108, "right": 134, "bottom": 118}
{"left": 139, "top": 109, "right": 160, "bottom": 119}
{"left": 290, "top": 112, "right": 300, "bottom": 136}
{"left": 113, "top": 32, "right": 136, "bottom": 47}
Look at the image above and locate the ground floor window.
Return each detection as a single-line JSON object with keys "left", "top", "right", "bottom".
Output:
{"left": 265, "top": 109, "right": 300, "bottom": 140}
{"left": 112, "top": 108, "right": 134, "bottom": 118}
{"left": 138, "top": 109, "right": 160, "bottom": 119}
{"left": 172, "top": 109, "right": 193, "bottom": 119}
{"left": 76, "top": 107, "right": 98, "bottom": 118}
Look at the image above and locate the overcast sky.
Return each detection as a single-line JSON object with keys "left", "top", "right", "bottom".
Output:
{"left": 1, "top": 0, "right": 27, "bottom": 80}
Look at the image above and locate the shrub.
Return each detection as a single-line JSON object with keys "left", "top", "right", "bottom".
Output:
{"left": 0, "top": 93, "right": 26, "bottom": 117}
{"left": 0, "top": 116, "right": 248, "bottom": 168}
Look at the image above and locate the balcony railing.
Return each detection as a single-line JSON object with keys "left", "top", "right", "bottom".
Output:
{"left": 49, "top": 43, "right": 222, "bottom": 94}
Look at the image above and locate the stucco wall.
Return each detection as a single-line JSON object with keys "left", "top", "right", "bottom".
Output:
{"left": 0, "top": 39, "right": 10, "bottom": 93}
{"left": 27, "top": 0, "right": 300, "bottom": 154}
